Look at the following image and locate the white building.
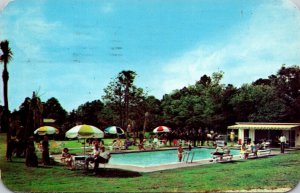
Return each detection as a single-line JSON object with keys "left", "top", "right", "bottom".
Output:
{"left": 228, "top": 122, "right": 300, "bottom": 147}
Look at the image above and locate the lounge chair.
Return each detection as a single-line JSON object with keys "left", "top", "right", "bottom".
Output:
{"left": 212, "top": 153, "right": 233, "bottom": 162}
{"left": 248, "top": 149, "right": 271, "bottom": 158}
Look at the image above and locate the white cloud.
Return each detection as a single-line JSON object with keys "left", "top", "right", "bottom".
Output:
{"left": 1, "top": 6, "right": 62, "bottom": 61}
{"left": 159, "top": 0, "right": 300, "bottom": 94}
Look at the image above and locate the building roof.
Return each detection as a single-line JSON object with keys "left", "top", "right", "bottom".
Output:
{"left": 227, "top": 122, "right": 300, "bottom": 130}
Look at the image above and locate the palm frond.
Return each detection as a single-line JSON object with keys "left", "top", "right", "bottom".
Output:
{"left": 0, "top": 40, "right": 13, "bottom": 64}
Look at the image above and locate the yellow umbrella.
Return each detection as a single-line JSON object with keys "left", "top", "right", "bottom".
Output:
{"left": 34, "top": 126, "right": 59, "bottom": 135}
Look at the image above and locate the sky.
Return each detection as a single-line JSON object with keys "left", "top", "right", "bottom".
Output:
{"left": 0, "top": 0, "right": 300, "bottom": 112}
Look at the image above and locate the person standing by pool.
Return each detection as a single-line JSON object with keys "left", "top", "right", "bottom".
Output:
{"left": 279, "top": 133, "right": 287, "bottom": 153}
{"left": 230, "top": 130, "right": 235, "bottom": 147}
{"left": 187, "top": 140, "right": 192, "bottom": 151}
{"left": 178, "top": 144, "right": 184, "bottom": 162}
{"left": 41, "top": 135, "right": 50, "bottom": 165}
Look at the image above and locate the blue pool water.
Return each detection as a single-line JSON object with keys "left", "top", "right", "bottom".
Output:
{"left": 109, "top": 148, "right": 240, "bottom": 167}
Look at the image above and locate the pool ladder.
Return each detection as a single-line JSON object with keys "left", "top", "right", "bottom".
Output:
{"left": 183, "top": 151, "right": 195, "bottom": 163}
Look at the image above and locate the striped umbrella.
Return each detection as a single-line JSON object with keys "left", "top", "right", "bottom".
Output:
{"left": 104, "top": 126, "right": 124, "bottom": 135}
{"left": 66, "top": 124, "right": 104, "bottom": 156}
{"left": 34, "top": 126, "right": 59, "bottom": 135}
{"left": 153, "top": 126, "right": 171, "bottom": 133}
{"left": 65, "top": 124, "right": 104, "bottom": 139}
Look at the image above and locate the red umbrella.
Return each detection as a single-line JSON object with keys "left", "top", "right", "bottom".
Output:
{"left": 153, "top": 126, "right": 171, "bottom": 133}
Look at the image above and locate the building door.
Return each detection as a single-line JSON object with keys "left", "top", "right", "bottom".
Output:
{"left": 244, "top": 129, "right": 249, "bottom": 142}
{"left": 290, "top": 130, "right": 295, "bottom": 147}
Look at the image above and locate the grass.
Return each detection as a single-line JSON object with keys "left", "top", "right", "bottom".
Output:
{"left": 1, "top": 133, "right": 300, "bottom": 192}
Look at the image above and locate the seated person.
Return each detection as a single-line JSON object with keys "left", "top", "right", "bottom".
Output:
{"left": 222, "top": 142, "right": 230, "bottom": 155}
{"left": 254, "top": 141, "right": 262, "bottom": 150}
{"left": 124, "top": 137, "right": 132, "bottom": 150}
{"left": 162, "top": 138, "right": 167, "bottom": 145}
{"left": 85, "top": 143, "right": 100, "bottom": 169}
{"left": 138, "top": 137, "right": 146, "bottom": 150}
{"left": 261, "top": 139, "right": 269, "bottom": 149}
{"left": 246, "top": 141, "right": 252, "bottom": 153}
{"left": 252, "top": 142, "right": 258, "bottom": 157}
{"left": 99, "top": 139, "right": 105, "bottom": 148}
{"left": 240, "top": 143, "right": 249, "bottom": 159}
{"left": 112, "top": 138, "right": 123, "bottom": 150}
{"left": 93, "top": 147, "right": 111, "bottom": 173}
{"left": 212, "top": 144, "right": 224, "bottom": 160}
{"left": 153, "top": 135, "right": 159, "bottom": 146}
{"left": 61, "top": 148, "right": 74, "bottom": 169}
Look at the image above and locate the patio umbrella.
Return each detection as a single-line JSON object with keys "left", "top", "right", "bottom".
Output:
{"left": 65, "top": 124, "right": 104, "bottom": 155}
{"left": 153, "top": 126, "right": 171, "bottom": 133}
{"left": 34, "top": 126, "right": 59, "bottom": 135}
{"left": 104, "top": 126, "right": 124, "bottom": 135}
{"left": 65, "top": 124, "right": 104, "bottom": 139}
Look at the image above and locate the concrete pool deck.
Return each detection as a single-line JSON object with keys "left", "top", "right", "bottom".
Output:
{"left": 51, "top": 147, "right": 286, "bottom": 173}
{"left": 103, "top": 150, "right": 283, "bottom": 173}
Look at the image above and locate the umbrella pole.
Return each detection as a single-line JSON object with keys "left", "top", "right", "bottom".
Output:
{"left": 83, "top": 140, "right": 86, "bottom": 155}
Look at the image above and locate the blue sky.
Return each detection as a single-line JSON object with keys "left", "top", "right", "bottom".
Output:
{"left": 0, "top": 0, "right": 300, "bottom": 112}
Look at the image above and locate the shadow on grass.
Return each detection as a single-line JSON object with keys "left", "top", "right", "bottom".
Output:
{"left": 217, "top": 160, "right": 240, "bottom": 164}
{"left": 82, "top": 168, "right": 142, "bottom": 178}
{"left": 5, "top": 160, "right": 24, "bottom": 164}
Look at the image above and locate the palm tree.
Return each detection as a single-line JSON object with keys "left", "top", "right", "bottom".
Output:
{"left": 0, "top": 40, "right": 13, "bottom": 157}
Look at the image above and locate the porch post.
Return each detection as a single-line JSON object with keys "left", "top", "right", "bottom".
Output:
{"left": 238, "top": 129, "right": 244, "bottom": 144}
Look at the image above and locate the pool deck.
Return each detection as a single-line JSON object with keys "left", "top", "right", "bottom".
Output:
{"left": 104, "top": 157, "right": 222, "bottom": 173}
{"left": 104, "top": 150, "right": 283, "bottom": 173}
{"left": 53, "top": 146, "right": 286, "bottom": 173}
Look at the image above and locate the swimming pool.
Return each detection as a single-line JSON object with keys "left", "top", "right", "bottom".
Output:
{"left": 109, "top": 148, "right": 240, "bottom": 167}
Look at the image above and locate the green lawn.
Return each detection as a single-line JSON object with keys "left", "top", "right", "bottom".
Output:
{"left": 1, "top": 133, "right": 300, "bottom": 192}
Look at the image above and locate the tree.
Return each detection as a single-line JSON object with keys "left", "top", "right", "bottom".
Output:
{"left": 118, "top": 70, "right": 137, "bottom": 127}
{"left": 271, "top": 65, "right": 300, "bottom": 121}
{"left": 141, "top": 96, "right": 162, "bottom": 131}
{"left": 0, "top": 40, "right": 12, "bottom": 117}
{"left": 75, "top": 100, "right": 104, "bottom": 127}
{"left": 0, "top": 40, "right": 13, "bottom": 156}
{"left": 161, "top": 71, "right": 231, "bottom": 133}
{"left": 103, "top": 80, "right": 124, "bottom": 126}
{"left": 102, "top": 70, "right": 146, "bottom": 130}
{"left": 28, "top": 92, "right": 44, "bottom": 139}
{"left": 230, "top": 84, "right": 286, "bottom": 122}
{"left": 43, "top": 97, "right": 67, "bottom": 126}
